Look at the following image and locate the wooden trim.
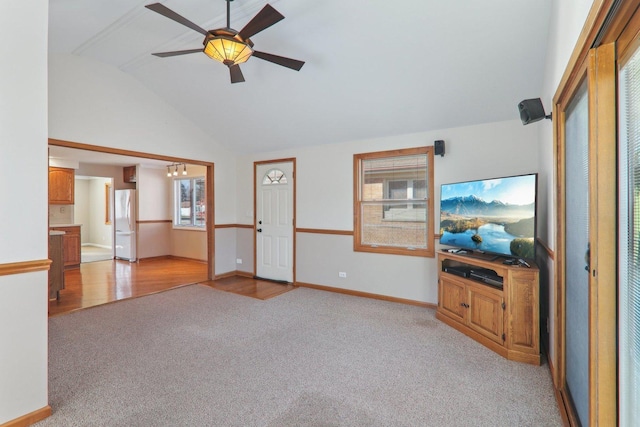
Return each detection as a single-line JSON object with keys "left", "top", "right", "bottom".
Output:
{"left": 206, "top": 164, "right": 215, "bottom": 281}
{"left": 254, "top": 157, "right": 296, "bottom": 166}
{"left": 137, "top": 219, "right": 172, "bottom": 224}
{"left": 48, "top": 138, "right": 216, "bottom": 282}
{"left": 536, "top": 238, "right": 555, "bottom": 260}
{"left": 136, "top": 255, "right": 207, "bottom": 264}
{"left": 215, "top": 224, "right": 254, "bottom": 229}
{"left": 296, "top": 228, "right": 353, "bottom": 236}
{"left": 214, "top": 270, "right": 254, "bottom": 280}
{"left": 353, "top": 146, "right": 435, "bottom": 258}
{"left": 48, "top": 138, "right": 212, "bottom": 166}
{"left": 105, "top": 183, "right": 112, "bottom": 225}
{"left": 296, "top": 281, "right": 436, "bottom": 309}
{"left": 588, "top": 42, "right": 618, "bottom": 426}
{"left": 0, "top": 405, "right": 51, "bottom": 427}
{"left": 553, "top": 0, "right": 612, "bottom": 104}
{"left": 0, "top": 260, "right": 51, "bottom": 277}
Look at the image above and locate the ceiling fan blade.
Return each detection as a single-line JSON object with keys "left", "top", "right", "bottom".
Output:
{"left": 252, "top": 51, "right": 305, "bottom": 71}
{"left": 152, "top": 48, "right": 202, "bottom": 58}
{"left": 229, "top": 64, "right": 245, "bottom": 83}
{"left": 237, "top": 4, "right": 285, "bottom": 40}
{"left": 145, "top": 3, "right": 208, "bottom": 36}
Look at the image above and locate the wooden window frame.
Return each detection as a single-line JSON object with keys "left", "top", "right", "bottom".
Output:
{"left": 353, "top": 146, "right": 434, "bottom": 257}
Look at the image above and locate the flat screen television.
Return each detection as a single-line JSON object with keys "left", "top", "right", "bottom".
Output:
{"left": 439, "top": 173, "right": 537, "bottom": 260}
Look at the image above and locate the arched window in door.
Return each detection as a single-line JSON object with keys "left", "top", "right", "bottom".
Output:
{"left": 262, "top": 168, "right": 288, "bottom": 185}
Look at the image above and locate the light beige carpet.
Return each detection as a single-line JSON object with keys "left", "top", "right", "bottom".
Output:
{"left": 38, "top": 285, "right": 561, "bottom": 426}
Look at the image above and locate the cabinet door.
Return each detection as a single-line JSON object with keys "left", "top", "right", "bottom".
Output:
{"left": 49, "top": 167, "right": 74, "bottom": 204}
{"left": 62, "top": 232, "right": 81, "bottom": 267}
{"left": 439, "top": 275, "right": 467, "bottom": 323}
{"left": 123, "top": 166, "right": 137, "bottom": 183}
{"left": 507, "top": 271, "right": 539, "bottom": 354}
{"left": 467, "top": 284, "right": 504, "bottom": 344}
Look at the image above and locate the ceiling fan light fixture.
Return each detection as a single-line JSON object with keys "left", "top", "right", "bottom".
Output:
{"left": 204, "top": 35, "right": 253, "bottom": 66}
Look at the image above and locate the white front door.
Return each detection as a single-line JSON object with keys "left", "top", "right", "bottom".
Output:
{"left": 255, "top": 161, "right": 294, "bottom": 283}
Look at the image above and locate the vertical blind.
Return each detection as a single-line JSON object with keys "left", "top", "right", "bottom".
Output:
{"left": 620, "top": 44, "right": 640, "bottom": 427}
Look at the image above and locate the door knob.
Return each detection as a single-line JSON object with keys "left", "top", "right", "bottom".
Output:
{"left": 257, "top": 228, "right": 262, "bottom": 233}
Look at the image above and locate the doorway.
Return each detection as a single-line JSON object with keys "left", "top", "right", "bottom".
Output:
{"left": 254, "top": 159, "right": 295, "bottom": 283}
{"left": 75, "top": 176, "right": 114, "bottom": 263}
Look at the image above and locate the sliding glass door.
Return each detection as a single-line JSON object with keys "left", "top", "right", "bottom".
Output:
{"left": 563, "top": 80, "right": 590, "bottom": 426}
{"left": 619, "top": 39, "right": 640, "bottom": 427}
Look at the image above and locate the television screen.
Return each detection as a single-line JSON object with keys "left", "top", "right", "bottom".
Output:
{"left": 439, "top": 173, "right": 537, "bottom": 259}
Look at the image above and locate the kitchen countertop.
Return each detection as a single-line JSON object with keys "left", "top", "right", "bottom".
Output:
{"left": 49, "top": 230, "right": 66, "bottom": 236}
{"left": 49, "top": 224, "right": 82, "bottom": 228}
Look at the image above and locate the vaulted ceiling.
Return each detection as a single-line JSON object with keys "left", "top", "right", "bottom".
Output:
{"left": 49, "top": 0, "right": 552, "bottom": 155}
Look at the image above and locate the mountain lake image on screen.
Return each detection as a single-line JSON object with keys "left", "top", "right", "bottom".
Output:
{"left": 439, "top": 174, "right": 537, "bottom": 259}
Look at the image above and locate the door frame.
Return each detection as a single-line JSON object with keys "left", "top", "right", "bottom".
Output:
{"left": 48, "top": 138, "right": 216, "bottom": 281}
{"left": 553, "top": 1, "right": 640, "bottom": 424}
{"left": 253, "top": 158, "right": 297, "bottom": 283}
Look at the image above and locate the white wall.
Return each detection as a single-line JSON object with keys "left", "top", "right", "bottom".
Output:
{"left": 74, "top": 179, "right": 90, "bottom": 243}
{"left": 137, "top": 166, "right": 171, "bottom": 259}
{"left": 0, "top": 0, "right": 49, "bottom": 423}
{"left": 538, "top": 0, "right": 594, "bottom": 365}
{"left": 237, "top": 119, "right": 540, "bottom": 303}
{"left": 88, "top": 177, "right": 113, "bottom": 247}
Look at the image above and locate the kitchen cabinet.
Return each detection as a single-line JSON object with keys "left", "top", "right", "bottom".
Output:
{"left": 49, "top": 167, "right": 75, "bottom": 204}
{"left": 123, "top": 165, "right": 137, "bottom": 183}
{"left": 436, "top": 251, "right": 540, "bottom": 365}
{"left": 48, "top": 232, "right": 65, "bottom": 300}
{"left": 50, "top": 226, "right": 81, "bottom": 269}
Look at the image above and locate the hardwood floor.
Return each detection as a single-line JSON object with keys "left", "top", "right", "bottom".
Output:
{"left": 48, "top": 258, "right": 295, "bottom": 317}
{"left": 201, "top": 276, "right": 296, "bottom": 300}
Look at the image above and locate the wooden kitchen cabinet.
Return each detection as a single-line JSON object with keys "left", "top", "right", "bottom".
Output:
{"left": 50, "top": 226, "right": 81, "bottom": 269}
{"left": 49, "top": 167, "right": 75, "bottom": 204}
{"left": 48, "top": 233, "right": 65, "bottom": 300}
{"left": 123, "top": 165, "right": 137, "bottom": 183}
{"left": 436, "top": 251, "right": 540, "bottom": 365}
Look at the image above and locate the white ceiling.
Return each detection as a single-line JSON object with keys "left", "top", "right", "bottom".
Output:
{"left": 48, "top": 0, "right": 552, "bottom": 164}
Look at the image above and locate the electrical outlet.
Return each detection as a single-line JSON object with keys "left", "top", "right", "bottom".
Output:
{"left": 338, "top": 272, "right": 347, "bottom": 278}
{"left": 236, "top": 258, "right": 242, "bottom": 264}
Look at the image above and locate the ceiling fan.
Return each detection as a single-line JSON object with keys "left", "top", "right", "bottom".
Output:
{"left": 145, "top": 1, "right": 305, "bottom": 83}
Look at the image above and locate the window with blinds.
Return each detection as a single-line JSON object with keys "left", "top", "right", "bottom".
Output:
{"left": 353, "top": 146, "right": 434, "bottom": 257}
{"left": 619, "top": 44, "right": 640, "bottom": 427}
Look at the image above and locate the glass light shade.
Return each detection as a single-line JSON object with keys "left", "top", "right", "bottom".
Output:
{"left": 204, "top": 36, "right": 253, "bottom": 65}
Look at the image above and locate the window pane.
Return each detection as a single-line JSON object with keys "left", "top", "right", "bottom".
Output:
{"left": 619, "top": 46, "right": 640, "bottom": 427}
{"left": 361, "top": 201, "right": 427, "bottom": 248}
{"left": 174, "top": 177, "right": 205, "bottom": 228}
{"left": 388, "top": 181, "right": 408, "bottom": 199}
{"left": 355, "top": 147, "right": 433, "bottom": 257}
{"left": 413, "top": 179, "right": 427, "bottom": 199}
{"left": 262, "top": 168, "right": 287, "bottom": 185}
{"left": 363, "top": 154, "right": 427, "bottom": 201}
{"left": 195, "top": 178, "right": 206, "bottom": 227}
{"left": 179, "top": 179, "right": 192, "bottom": 226}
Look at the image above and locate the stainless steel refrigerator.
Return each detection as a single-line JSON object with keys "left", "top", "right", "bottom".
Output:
{"left": 115, "top": 189, "right": 137, "bottom": 261}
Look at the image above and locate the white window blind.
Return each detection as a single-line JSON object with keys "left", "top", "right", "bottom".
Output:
{"left": 619, "top": 44, "right": 640, "bottom": 427}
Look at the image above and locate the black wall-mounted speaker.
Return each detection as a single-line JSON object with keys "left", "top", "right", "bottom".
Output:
{"left": 434, "top": 140, "right": 445, "bottom": 157}
{"left": 518, "top": 98, "right": 550, "bottom": 125}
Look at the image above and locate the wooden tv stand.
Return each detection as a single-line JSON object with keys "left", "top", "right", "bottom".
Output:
{"left": 436, "top": 251, "right": 540, "bottom": 365}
